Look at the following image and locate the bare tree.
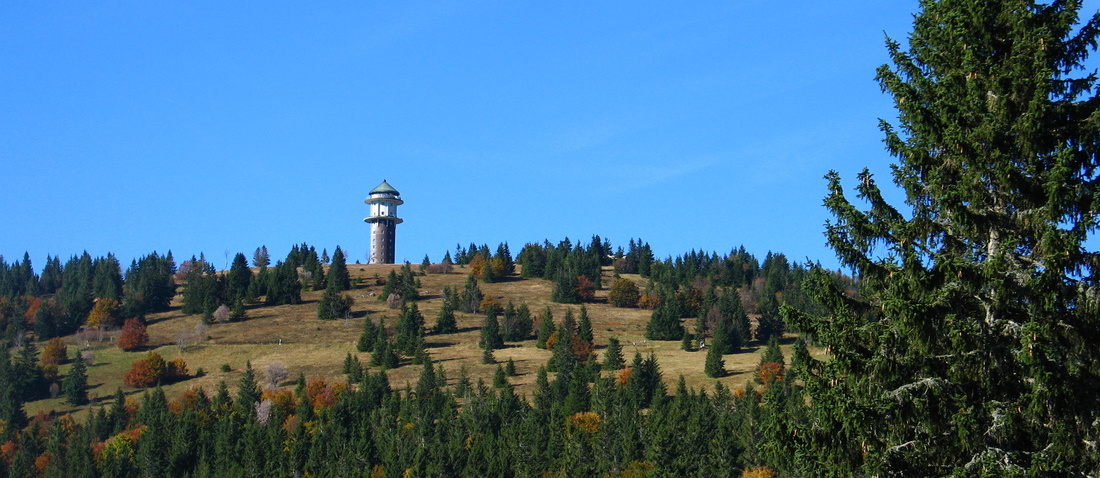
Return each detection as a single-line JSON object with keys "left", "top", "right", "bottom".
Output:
{"left": 194, "top": 323, "right": 208, "bottom": 345}
{"left": 255, "top": 399, "right": 273, "bottom": 425}
{"left": 386, "top": 293, "right": 402, "bottom": 309}
{"left": 213, "top": 304, "right": 230, "bottom": 324}
{"left": 176, "top": 327, "right": 189, "bottom": 353}
{"left": 265, "top": 362, "right": 289, "bottom": 389}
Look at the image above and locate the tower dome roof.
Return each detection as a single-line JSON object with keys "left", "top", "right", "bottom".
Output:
{"left": 370, "top": 179, "right": 399, "bottom": 195}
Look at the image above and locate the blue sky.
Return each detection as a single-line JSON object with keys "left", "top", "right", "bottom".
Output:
{"left": 1, "top": 2, "right": 1092, "bottom": 271}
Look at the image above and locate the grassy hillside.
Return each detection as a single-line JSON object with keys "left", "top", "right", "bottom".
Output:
{"left": 24, "top": 264, "right": 809, "bottom": 419}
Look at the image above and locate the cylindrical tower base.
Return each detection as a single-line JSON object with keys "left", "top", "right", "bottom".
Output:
{"left": 369, "top": 220, "right": 397, "bottom": 264}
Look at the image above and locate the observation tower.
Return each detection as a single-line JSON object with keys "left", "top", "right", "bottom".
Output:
{"left": 364, "top": 179, "right": 403, "bottom": 264}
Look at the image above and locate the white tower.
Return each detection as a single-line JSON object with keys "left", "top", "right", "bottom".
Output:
{"left": 363, "top": 179, "right": 403, "bottom": 264}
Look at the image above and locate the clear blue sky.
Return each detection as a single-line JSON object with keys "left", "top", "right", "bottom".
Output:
{"left": 1, "top": 2, "right": 1093, "bottom": 271}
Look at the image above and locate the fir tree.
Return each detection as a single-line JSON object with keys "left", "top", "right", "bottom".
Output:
{"left": 252, "top": 246, "right": 270, "bottom": 268}
{"left": 435, "top": 301, "right": 457, "bottom": 334}
{"left": 265, "top": 261, "right": 301, "bottom": 306}
{"left": 455, "top": 365, "right": 472, "bottom": 397}
{"left": 536, "top": 307, "right": 555, "bottom": 349}
{"left": 326, "top": 247, "right": 351, "bottom": 291}
{"left": 317, "top": 280, "right": 353, "bottom": 320}
{"left": 0, "top": 347, "right": 27, "bottom": 433}
{"left": 576, "top": 304, "right": 593, "bottom": 344}
{"left": 458, "top": 275, "right": 483, "bottom": 313}
{"left": 493, "top": 365, "right": 508, "bottom": 388}
{"left": 225, "top": 252, "right": 253, "bottom": 304}
{"left": 357, "top": 316, "right": 378, "bottom": 352}
{"left": 371, "top": 338, "right": 398, "bottom": 369}
{"left": 785, "top": 2, "right": 1100, "bottom": 471}
{"left": 645, "top": 302, "right": 684, "bottom": 341}
{"left": 395, "top": 303, "right": 424, "bottom": 355}
{"left": 602, "top": 337, "right": 625, "bottom": 371}
{"left": 229, "top": 299, "right": 247, "bottom": 322}
{"left": 62, "top": 354, "right": 89, "bottom": 405}
{"left": 703, "top": 336, "right": 725, "bottom": 378}
{"left": 235, "top": 361, "right": 260, "bottom": 418}
{"left": 681, "top": 331, "right": 693, "bottom": 351}
{"left": 479, "top": 308, "right": 503, "bottom": 350}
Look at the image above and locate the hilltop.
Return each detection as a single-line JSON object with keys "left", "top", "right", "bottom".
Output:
{"left": 22, "top": 260, "right": 808, "bottom": 419}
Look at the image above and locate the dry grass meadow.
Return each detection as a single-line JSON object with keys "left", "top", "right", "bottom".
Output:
{"left": 25, "top": 264, "right": 815, "bottom": 418}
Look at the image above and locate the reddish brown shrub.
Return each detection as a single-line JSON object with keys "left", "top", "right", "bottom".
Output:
{"left": 117, "top": 318, "right": 148, "bottom": 351}
{"left": 574, "top": 275, "right": 596, "bottom": 302}
{"left": 479, "top": 297, "right": 502, "bottom": 315}
{"left": 637, "top": 294, "right": 661, "bottom": 310}
{"left": 757, "top": 362, "right": 784, "bottom": 385}
{"left": 468, "top": 255, "right": 487, "bottom": 278}
{"left": 41, "top": 337, "right": 67, "bottom": 367}
{"left": 123, "top": 352, "right": 167, "bottom": 388}
{"left": 616, "top": 367, "right": 633, "bottom": 386}
{"left": 304, "top": 377, "right": 345, "bottom": 409}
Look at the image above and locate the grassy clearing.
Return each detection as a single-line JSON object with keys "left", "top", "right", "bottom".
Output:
{"left": 24, "top": 264, "right": 813, "bottom": 416}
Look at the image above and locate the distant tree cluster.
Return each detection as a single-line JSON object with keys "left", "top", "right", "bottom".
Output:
{"left": 451, "top": 242, "right": 515, "bottom": 282}
{"left": 378, "top": 264, "right": 420, "bottom": 308}
{"left": 515, "top": 236, "right": 607, "bottom": 304}
{"left": 0, "top": 251, "right": 176, "bottom": 341}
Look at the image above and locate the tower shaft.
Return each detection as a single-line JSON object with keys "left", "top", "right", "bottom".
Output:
{"left": 364, "top": 180, "right": 403, "bottom": 264}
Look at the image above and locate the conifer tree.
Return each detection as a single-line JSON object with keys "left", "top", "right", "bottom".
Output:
{"left": 225, "top": 252, "right": 253, "bottom": 304}
{"left": 479, "top": 308, "right": 503, "bottom": 350}
{"left": 371, "top": 337, "right": 398, "bottom": 369}
{"left": 435, "top": 301, "right": 457, "bottom": 334}
{"left": 357, "top": 316, "right": 378, "bottom": 352}
{"left": 458, "top": 275, "right": 483, "bottom": 313}
{"left": 252, "top": 246, "right": 270, "bottom": 268}
{"left": 681, "top": 331, "right": 693, "bottom": 351}
{"left": 455, "top": 365, "right": 472, "bottom": 397}
{"left": 230, "top": 299, "right": 247, "bottom": 322}
{"left": 326, "top": 247, "right": 351, "bottom": 291}
{"left": 317, "top": 280, "right": 353, "bottom": 321}
{"left": 602, "top": 337, "right": 625, "bottom": 371}
{"left": 645, "top": 302, "right": 684, "bottom": 341}
{"left": 786, "top": 2, "right": 1100, "bottom": 473}
{"left": 703, "top": 336, "right": 725, "bottom": 378}
{"left": 265, "top": 261, "right": 301, "bottom": 306}
{"left": 536, "top": 307, "right": 555, "bottom": 349}
{"left": 0, "top": 347, "right": 27, "bottom": 433}
{"left": 576, "top": 304, "right": 593, "bottom": 344}
{"left": 236, "top": 362, "right": 260, "bottom": 418}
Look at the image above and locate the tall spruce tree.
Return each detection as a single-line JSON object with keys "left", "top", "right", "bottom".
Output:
{"left": 536, "top": 306, "right": 555, "bottom": 349}
{"left": 479, "top": 308, "right": 503, "bottom": 350}
{"left": 327, "top": 247, "right": 351, "bottom": 291}
{"left": 225, "top": 252, "right": 253, "bottom": 304}
{"left": 786, "top": 2, "right": 1100, "bottom": 474}
{"left": 62, "top": 355, "right": 89, "bottom": 405}
{"left": 603, "top": 337, "right": 625, "bottom": 371}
